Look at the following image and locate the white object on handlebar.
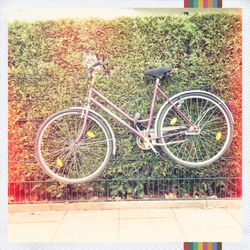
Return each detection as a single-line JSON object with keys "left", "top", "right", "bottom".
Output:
{"left": 83, "top": 52, "right": 102, "bottom": 71}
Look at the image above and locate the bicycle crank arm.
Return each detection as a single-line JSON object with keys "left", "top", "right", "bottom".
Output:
{"left": 143, "top": 138, "right": 160, "bottom": 156}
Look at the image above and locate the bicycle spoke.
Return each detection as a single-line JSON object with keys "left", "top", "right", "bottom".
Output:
{"left": 175, "top": 137, "right": 192, "bottom": 159}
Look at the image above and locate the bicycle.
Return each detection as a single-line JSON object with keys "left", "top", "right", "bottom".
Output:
{"left": 35, "top": 55, "right": 234, "bottom": 184}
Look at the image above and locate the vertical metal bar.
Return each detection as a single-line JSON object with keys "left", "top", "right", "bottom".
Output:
{"left": 65, "top": 185, "right": 68, "bottom": 202}
{"left": 146, "top": 79, "right": 159, "bottom": 136}
{"left": 81, "top": 184, "right": 84, "bottom": 201}
{"left": 147, "top": 178, "right": 149, "bottom": 197}
{"left": 105, "top": 180, "right": 108, "bottom": 200}
{"left": 157, "top": 179, "right": 160, "bottom": 196}
{"left": 214, "top": 178, "right": 217, "bottom": 197}
{"left": 220, "top": 178, "right": 222, "bottom": 198}
{"left": 14, "top": 183, "right": 16, "bottom": 203}
{"left": 45, "top": 182, "right": 48, "bottom": 201}
{"left": 162, "top": 180, "right": 165, "bottom": 198}
{"left": 188, "top": 177, "right": 190, "bottom": 197}
{"left": 13, "top": 183, "right": 16, "bottom": 203}
{"left": 29, "top": 181, "right": 31, "bottom": 202}
{"left": 23, "top": 182, "right": 26, "bottom": 201}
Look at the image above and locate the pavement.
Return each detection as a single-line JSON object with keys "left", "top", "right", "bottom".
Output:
{"left": 8, "top": 201, "right": 242, "bottom": 243}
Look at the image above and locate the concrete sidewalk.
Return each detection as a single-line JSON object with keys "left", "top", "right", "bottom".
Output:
{"left": 8, "top": 202, "right": 242, "bottom": 242}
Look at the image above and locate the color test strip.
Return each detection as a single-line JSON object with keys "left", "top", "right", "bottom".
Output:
{"left": 203, "top": 242, "right": 208, "bottom": 250}
{"left": 184, "top": 243, "right": 222, "bottom": 249}
{"left": 198, "top": 242, "right": 203, "bottom": 250}
{"left": 184, "top": 0, "right": 222, "bottom": 7}
{"left": 213, "top": 242, "right": 218, "bottom": 250}
{"left": 198, "top": 0, "right": 203, "bottom": 8}
{"left": 183, "top": 7, "right": 222, "bottom": 250}
{"left": 217, "top": 243, "right": 222, "bottom": 250}
{"left": 184, "top": 242, "right": 189, "bottom": 250}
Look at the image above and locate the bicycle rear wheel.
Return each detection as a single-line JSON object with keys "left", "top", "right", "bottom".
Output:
{"left": 35, "top": 109, "right": 113, "bottom": 184}
{"left": 156, "top": 92, "right": 233, "bottom": 167}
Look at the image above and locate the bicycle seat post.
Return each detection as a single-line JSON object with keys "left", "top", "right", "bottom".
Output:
{"left": 156, "top": 77, "right": 160, "bottom": 86}
{"left": 90, "top": 74, "right": 96, "bottom": 86}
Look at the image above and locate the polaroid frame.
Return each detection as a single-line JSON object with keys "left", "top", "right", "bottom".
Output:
{"left": 0, "top": 1, "right": 249, "bottom": 249}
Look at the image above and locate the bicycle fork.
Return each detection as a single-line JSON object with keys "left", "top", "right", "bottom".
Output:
{"left": 74, "top": 84, "right": 93, "bottom": 144}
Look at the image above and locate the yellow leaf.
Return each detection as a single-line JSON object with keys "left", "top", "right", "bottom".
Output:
{"left": 170, "top": 117, "right": 177, "bottom": 125}
{"left": 56, "top": 159, "right": 63, "bottom": 168}
{"left": 216, "top": 132, "right": 222, "bottom": 141}
{"left": 87, "top": 131, "right": 95, "bottom": 139}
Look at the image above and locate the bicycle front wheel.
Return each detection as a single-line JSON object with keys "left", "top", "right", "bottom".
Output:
{"left": 35, "top": 109, "right": 113, "bottom": 184}
{"left": 157, "top": 92, "right": 233, "bottom": 167}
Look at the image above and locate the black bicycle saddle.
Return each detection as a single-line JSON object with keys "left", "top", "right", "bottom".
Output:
{"left": 144, "top": 66, "right": 172, "bottom": 78}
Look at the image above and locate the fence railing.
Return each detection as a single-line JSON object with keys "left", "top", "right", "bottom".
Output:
{"left": 8, "top": 155, "right": 242, "bottom": 204}
{"left": 8, "top": 177, "right": 242, "bottom": 204}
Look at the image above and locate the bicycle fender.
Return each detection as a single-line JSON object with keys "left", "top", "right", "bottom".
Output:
{"left": 69, "top": 107, "right": 116, "bottom": 156}
{"left": 154, "top": 90, "right": 234, "bottom": 137}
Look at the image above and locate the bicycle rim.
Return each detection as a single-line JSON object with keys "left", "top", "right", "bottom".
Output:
{"left": 36, "top": 109, "right": 112, "bottom": 183}
{"left": 158, "top": 94, "right": 233, "bottom": 167}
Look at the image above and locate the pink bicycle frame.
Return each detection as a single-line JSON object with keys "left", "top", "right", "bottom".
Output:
{"left": 75, "top": 77, "right": 194, "bottom": 144}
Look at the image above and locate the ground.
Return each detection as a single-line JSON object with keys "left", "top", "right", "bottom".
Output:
{"left": 8, "top": 201, "right": 242, "bottom": 242}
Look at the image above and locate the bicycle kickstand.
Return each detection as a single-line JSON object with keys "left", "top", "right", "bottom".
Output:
{"left": 145, "top": 138, "right": 160, "bottom": 157}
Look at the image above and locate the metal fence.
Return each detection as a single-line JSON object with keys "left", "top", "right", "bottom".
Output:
{"left": 8, "top": 155, "right": 242, "bottom": 204}
{"left": 8, "top": 177, "right": 242, "bottom": 204}
{"left": 8, "top": 76, "right": 242, "bottom": 204}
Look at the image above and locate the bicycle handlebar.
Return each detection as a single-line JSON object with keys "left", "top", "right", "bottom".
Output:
{"left": 84, "top": 53, "right": 110, "bottom": 78}
{"left": 88, "top": 61, "right": 102, "bottom": 72}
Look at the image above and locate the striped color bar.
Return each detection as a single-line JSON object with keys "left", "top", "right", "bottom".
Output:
{"left": 184, "top": 242, "right": 222, "bottom": 250}
{"left": 184, "top": 0, "right": 222, "bottom": 7}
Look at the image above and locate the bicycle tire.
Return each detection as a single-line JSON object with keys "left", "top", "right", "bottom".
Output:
{"left": 156, "top": 91, "right": 233, "bottom": 167}
{"left": 35, "top": 108, "right": 114, "bottom": 184}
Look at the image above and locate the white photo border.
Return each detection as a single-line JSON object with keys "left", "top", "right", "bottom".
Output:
{"left": 1, "top": 0, "right": 249, "bottom": 249}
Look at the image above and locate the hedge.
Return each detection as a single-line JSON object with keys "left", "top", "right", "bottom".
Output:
{"left": 8, "top": 13, "right": 242, "bottom": 201}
